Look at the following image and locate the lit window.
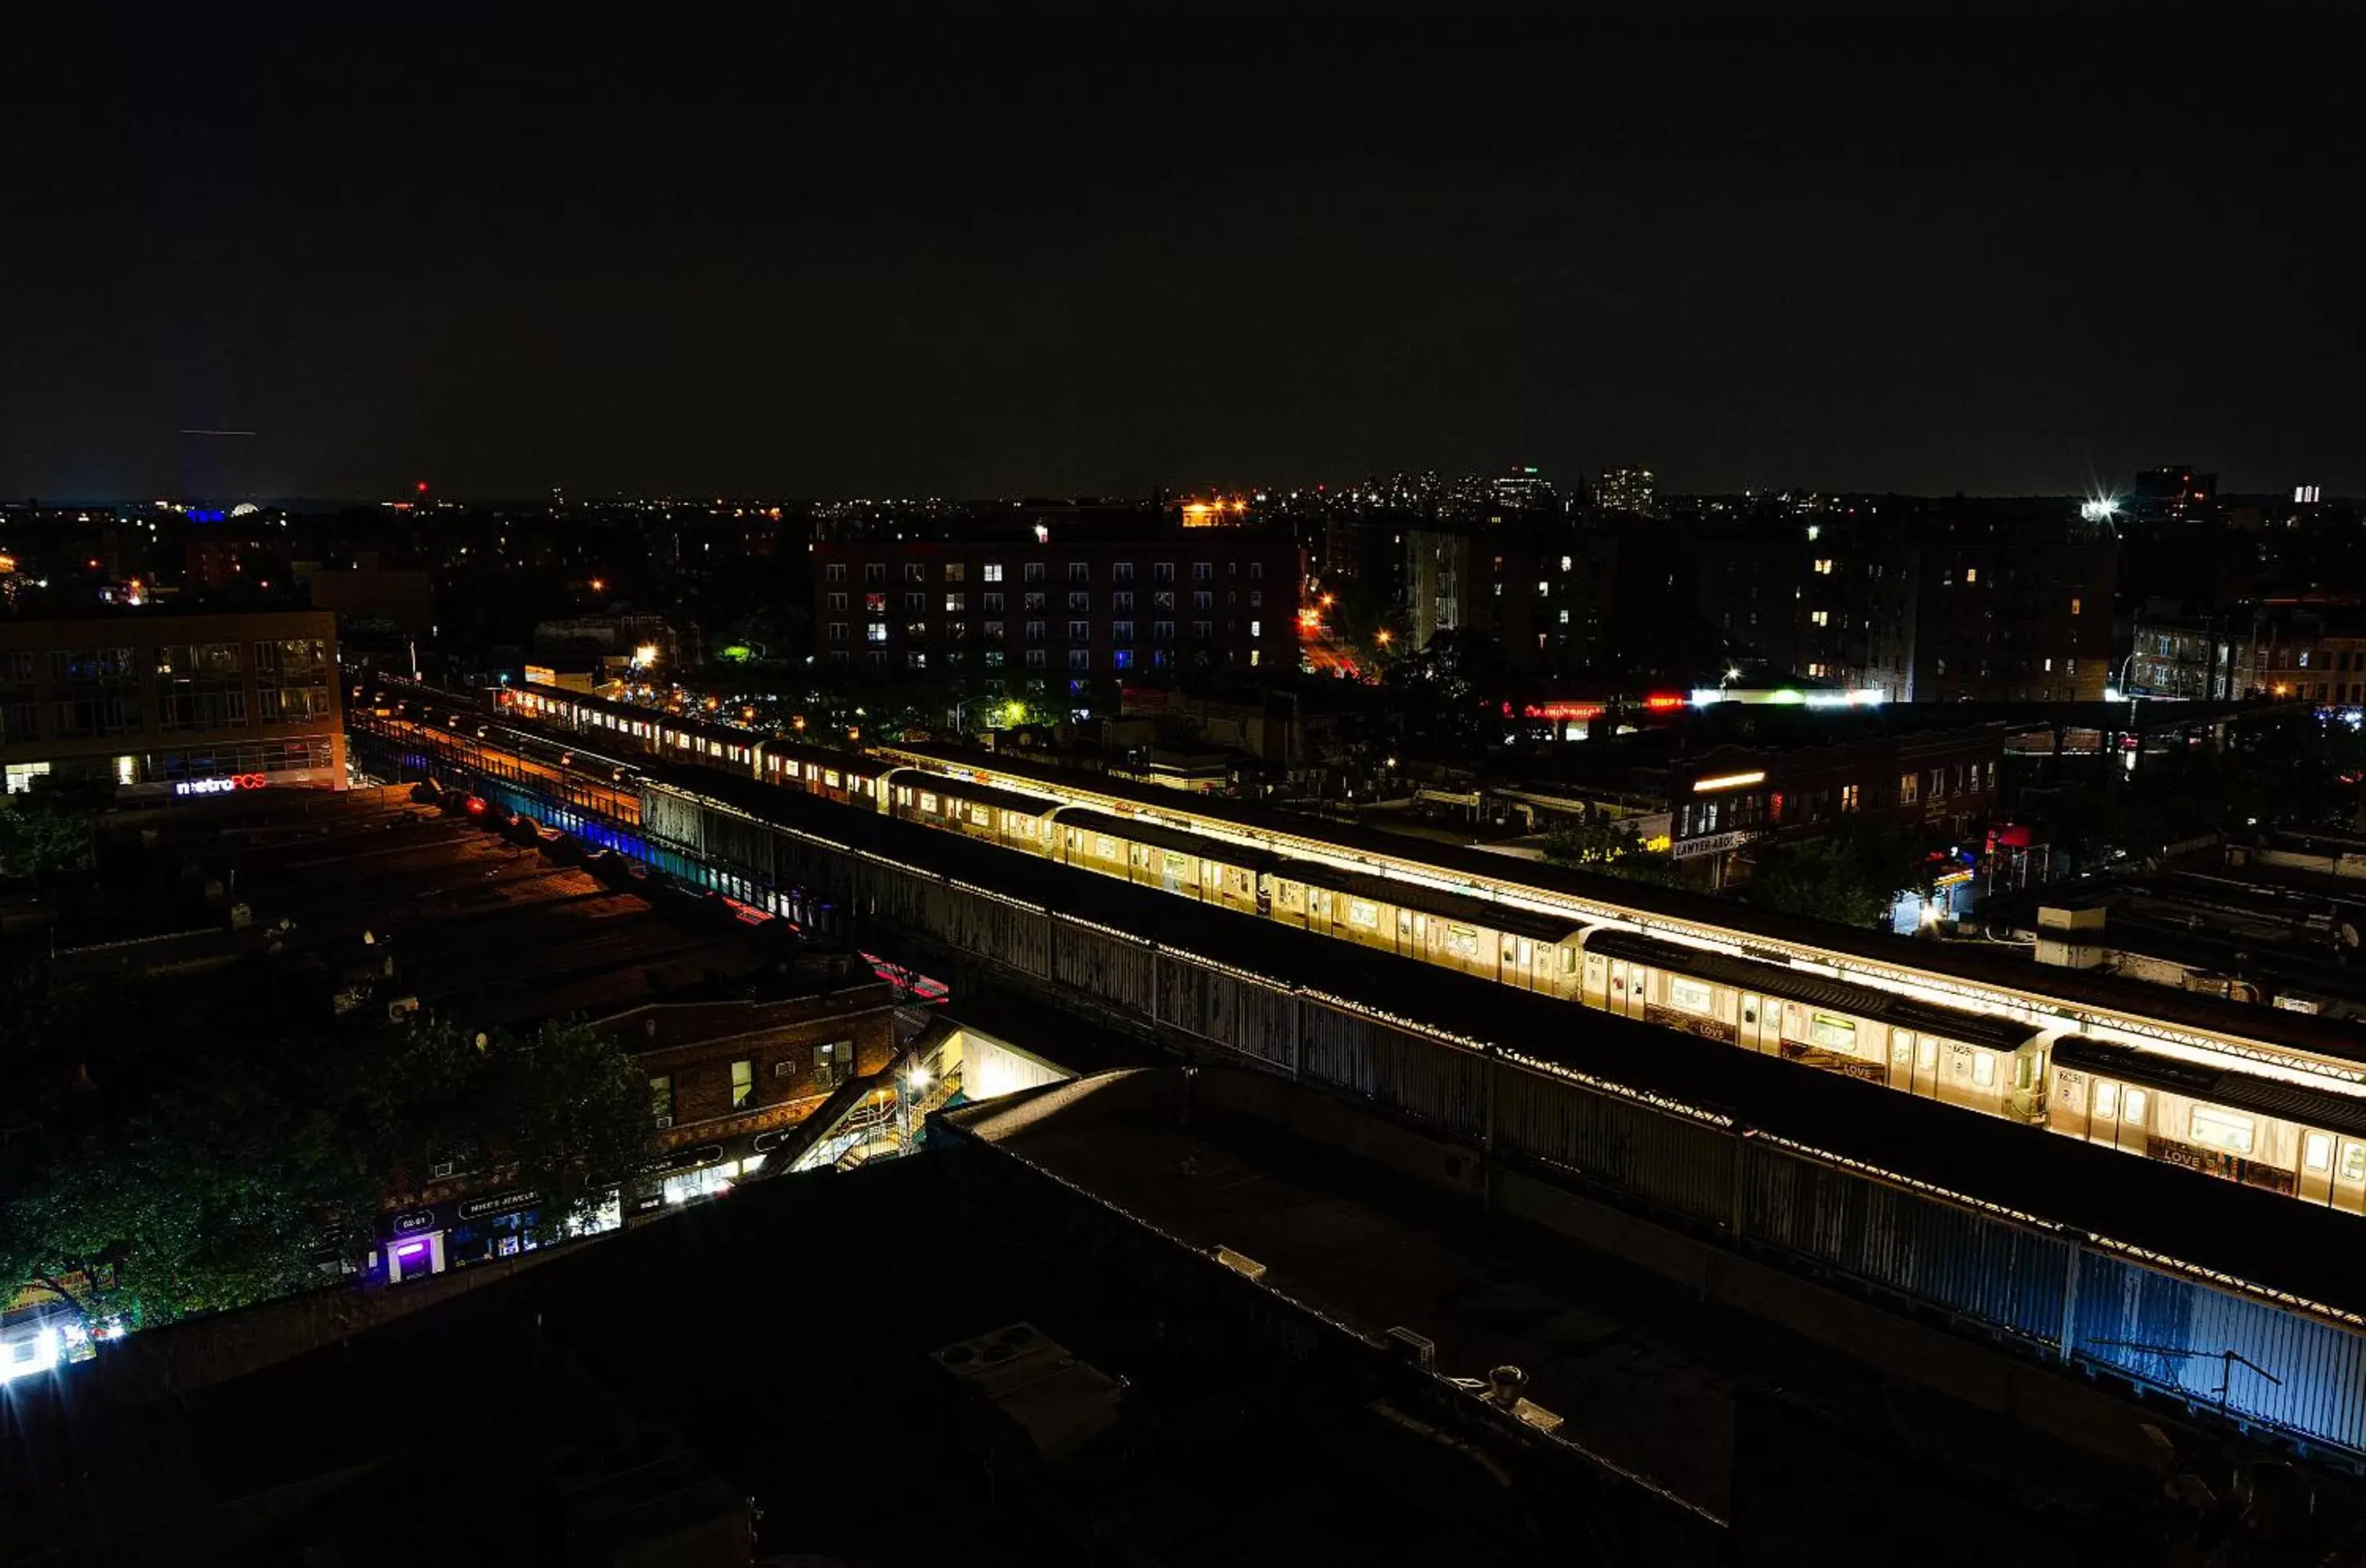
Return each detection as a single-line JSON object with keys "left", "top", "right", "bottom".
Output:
{"left": 1972, "top": 1050, "right": 1995, "bottom": 1088}
{"left": 1813, "top": 559, "right": 1834, "bottom": 575}
{"left": 2345, "top": 1144, "right": 2366, "bottom": 1182}
{"left": 1668, "top": 976, "right": 1714, "bottom": 1014}
{"left": 731, "top": 1059, "right": 755, "bottom": 1111}
{"left": 2122, "top": 1088, "right": 2148, "bottom": 1126}
{"left": 1559, "top": 555, "right": 1572, "bottom": 571}
{"left": 649, "top": 1075, "right": 674, "bottom": 1126}
{"left": 2069, "top": 597, "right": 2081, "bottom": 616}
{"left": 918, "top": 792, "right": 937, "bottom": 812}
{"left": 2188, "top": 1105, "right": 2255, "bottom": 1155}
{"left": 1915, "top": 1038, "right": 1937, "bottom": 1071}
{"left": 1964, "top": 567, "right": 1978, "bottom": 583}
{"left": 984, "top": 562, "right": 1003, "bottom": 582}
{"left": 1536, "top": 580, "right": 1549, "bottom": 596}
{"left": 1891, "top": 1029, "right": 1913, "bottom": 1065}
{"left": 2093, "top": 1081, "right": 2119, "bottom": 1119}
{"left": 1811, "top": 609, "right": 1829, "bottom": 627}
{"left": 1347, "top": 898, "right": 1379, "bottom": 928}
{"left": 1809, "top": 1014, "right": 1855, "bottom": 1050}
{"left": 2305, "top": 1133, "right": 2332, "bottom": 1173}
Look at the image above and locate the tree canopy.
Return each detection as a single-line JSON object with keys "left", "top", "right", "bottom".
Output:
{"left": 0, "top": 1013, "right": 655, "bottom": 1334}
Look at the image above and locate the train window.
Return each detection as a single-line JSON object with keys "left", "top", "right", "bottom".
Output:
{"left": 2013, "top": 1053, "right": 2034, "bottom": 1090}
{"left": 1891, "top": 1029, "right": 1912, "bottom": 1065}
{"left": 824, "top": 770, "right": 840, "bottom": 788}
{"left": 2122, "top": 1089, "right": 2149, "bottom": 1127}
{"left": 1445, "top": 925, "right": 1482, "bottom": 959}
{"left": 1808, "top": 1013, "right": 1855, "bottom": 1050}
{"left": 2188, "top": 1105, "right": 2256, "bottom": 1156}
{"left": 1972, "top": 1050, "right": 1995, "bottom": 1088}
{"left": 2344, "top": 1144, "right": 2366, "bottom": 1182}
{"left": 2094, "top": 1082, "right": 2119, "bottom": 1119}
{"left": 1741, "top": 1002, "right": 1756, "bottom": 1025}
{"left": 2305, "top": 1133, "right": 2332, "bottom": 1173}
{"left": 1668, "top": 976, "right": 1714, "bottom": 1014}
{"left": 1347, "top": 899, "right": 1380, "bottom": 929}
{"left": 1096, "top": 835, "right": 1116, "bottom": 857}
{"left": 971, "top": 805, "right": 990, "bottom": 826}
{"left": 1916, "top": 1038, "right": 1937, "bottom": 1071}
{"left": 919, "top": 792, "right": 938, "bottom": 813}
{"left": 1561, "top": 945, "right": 1578, "bottom": 974}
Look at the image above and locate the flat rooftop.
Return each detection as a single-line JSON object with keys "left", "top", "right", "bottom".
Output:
{"left": 946, "top": 1064, "right": 2168, "bottom": 1561}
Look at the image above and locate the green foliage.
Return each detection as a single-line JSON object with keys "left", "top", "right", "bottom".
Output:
{"left": 1, "top": 1082, "right": 373, "bottom": 1332}
{"left": 358, "top": 1019, "right": 657, "bottom": 1237}
{"left": 0, "top": 1015, "right": 656, "bottom": 1333}
{"left": 0, "top": 792, "right": 97, "bottom": 880}
{"left": 1742, "top": 823, "right": 1927, "bottom": 928}
{"left": 1540, "top": 812, "right": 1682, "bottom": 886}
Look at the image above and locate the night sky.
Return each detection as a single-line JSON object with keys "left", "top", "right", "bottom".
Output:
{"left": 8, "top": 5, "right": 2362, "bottom": 502}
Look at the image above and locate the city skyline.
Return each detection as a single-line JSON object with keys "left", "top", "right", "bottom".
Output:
{"left": 9, "top": 6, "right": 2363, "bottom": 499}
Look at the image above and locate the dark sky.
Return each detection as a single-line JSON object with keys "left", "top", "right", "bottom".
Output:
{"left": 7, "top": 4, "right": 2362, "bottom": 501}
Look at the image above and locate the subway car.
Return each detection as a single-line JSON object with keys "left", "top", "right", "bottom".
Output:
{"left": 1578, "top": 928, "right": 2058, "bottom": 1121}
{"left": 2051, "top": 1037, "right": 2366, "bottom": 1213}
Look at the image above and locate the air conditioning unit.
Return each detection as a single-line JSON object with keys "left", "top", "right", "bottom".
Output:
{"left": 387, "top": 997, "right": 421, "bottom": 1023}
{"left": 655, "top": 1115, "right": 673, "bottom": 1129}
{"left": 429, "top": 1161, "right": 455, "bottom": 1178}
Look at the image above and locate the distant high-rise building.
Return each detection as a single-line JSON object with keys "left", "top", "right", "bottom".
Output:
{"left": 1595, "top": 467, "right": 1656, "bottom": 517}
{"left": 1487, "top": 467, "right": 1555, "bottom": 514}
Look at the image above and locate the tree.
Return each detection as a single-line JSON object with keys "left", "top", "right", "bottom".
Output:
{"left": 0, "top": 1017, "right": 657, "bottom": 1333}
{"left": 355, "top": 1018, "right": 656, "bottom": 1239}
{"left": 0, "top": 788, "right": 100, "bottom": 880}
{"left": 1540, "top": 812, "right": 1683, "bottom": 887}
{"left": 0, "top": 1081, "right": 373, "bottom": 1333}
{"left": 1741, "top": 824, "right": 1928, "bottom": 928}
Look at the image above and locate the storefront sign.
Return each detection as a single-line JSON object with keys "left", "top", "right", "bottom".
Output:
{"left": 455, "top": 1189, "right": 541, "bottom": 1222}
{"left": 390, "top": 1209, "right": 436, "bottom": 1235}
{"left": 174, "top": 773, "right": 266, "bottom": 797}
{"left": 1671, "top": 828, "right": 1765, "bottom": 861}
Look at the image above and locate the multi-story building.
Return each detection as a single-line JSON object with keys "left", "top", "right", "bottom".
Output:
{"left": 1667, "top": 715, "right": 2004, "bottom": 882}
{"left": 0, "top": 608, "right": 343, "bottom": 796}
{"left": 1893, "top": 508, "right": 2117, "bottom": 703}
{"left": 812, "top": 519, "right": 1301, "bottom": 704}
{"left": 1594, "top": 467, "right": 1657, "bottom": 517}
{"left": 377, "top": 983, "right": 902, "bottom": 1281}
{"left": 2227, "top": 605, "right": 2366, "bottom": 706}
{"left": 2126, "top": 608, "right": 2239, "bottom": 700}
{"left": 1697, "top": 503, "right": 2115, "bottom": 702}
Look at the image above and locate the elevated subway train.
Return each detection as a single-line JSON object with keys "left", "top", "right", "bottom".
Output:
{"left": 468, "top": 680, "right": 2366, "bottom": 1213}
{"left": 875, "top": 763, "right": 2366, "bottom": 1210}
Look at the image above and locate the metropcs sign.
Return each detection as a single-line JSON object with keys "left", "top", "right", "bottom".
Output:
{"left": 174, "top": 774, "right": 267, "bottom": 797}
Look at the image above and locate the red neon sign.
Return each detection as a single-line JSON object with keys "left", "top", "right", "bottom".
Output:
{"left": 1642, "top": 692, "right": 1686, "bottom": 712}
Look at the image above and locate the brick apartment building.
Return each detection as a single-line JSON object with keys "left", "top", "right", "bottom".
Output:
{"left": 375, "top": 983, "right": 900, "bottom": 1281}
{"left": 811, "top": 519, "right": 1302, "bottom": 704}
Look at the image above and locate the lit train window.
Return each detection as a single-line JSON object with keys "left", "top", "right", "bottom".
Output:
{"left": 825, "top": 771, "right": 840, "bottom": 788}
{"left": 2345, "top": 1144, "right": 2366, "bottom": 1182}
{"left": 1668, "top": 976, "right": 1714, "bottom": 1014}
{"left": 1347, "top": 899, "right": 1380, "bottom": 928}
{"left": 919, "top": 792, "right": 937, "bottom": 812}
{"left": 1972, "top": 1051, "right": 1995, "bottom": 1088}
{"left": 2305, "top": 1133, "right": 2332, "bottom": 1173}
{"left": 1916, "top": 1038, "right": 1937, "bottom": 1072}
{"left": 2094, "top": 1082, "right": 2119, "bottom": 1119}
{"left": 971, "top": 806, "right": 990, "bottom": 826}
{"left": 2122, "top": 1089, "right": 2149, "bottom": 1127}
{"left": 2189, "top": 1105, "right": 2256, "bottom": 1156}
{"left": 1891, "top": 1029, "right": 1912, "bottom": 1065}
{"left": 1444, "top": 925, "right": 1482, "bottom": 960}
{"left": 1561, "top": 946, "right": 1578, "bottom": 973}
{"left": 1809, "top": 1014, "right": 1855, "bottom": 1050}
{"left": 1097, "top": 835, "right": 1116, "bottom": 856}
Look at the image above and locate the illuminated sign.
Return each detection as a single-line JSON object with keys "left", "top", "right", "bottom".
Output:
{"left": 1672, "top": 828, "right": 1765, "bottom": 860}
{"left": 1690, "top": 770, "right": 1767, "bottom": 792}
{"left": 1521, "top": 701, "right": 1606, "bottom": 722}
{"left": 174, "top": 773, "right": 267, "bottom": 796}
